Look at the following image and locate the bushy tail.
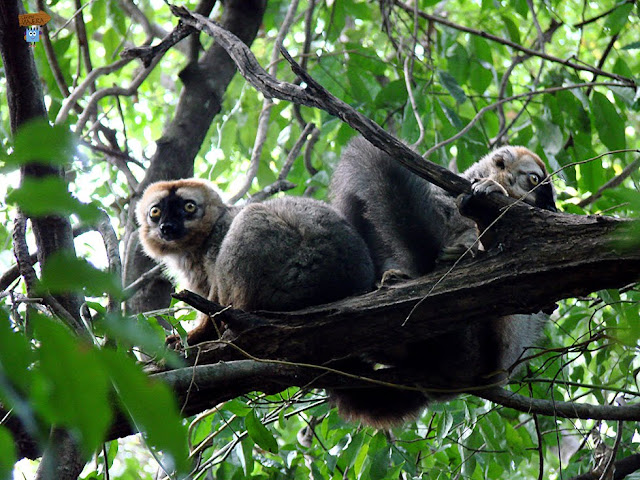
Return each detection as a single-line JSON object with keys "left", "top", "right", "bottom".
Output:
{"left": 328, "top": 386, "right": 427, "bottom": 428}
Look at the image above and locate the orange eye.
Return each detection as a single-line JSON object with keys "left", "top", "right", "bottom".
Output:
{"left": 149, "top": 206, "right": 161, "bottom": 218}
{"left": 184, "top": 201, "right": 197, "bottom": 213}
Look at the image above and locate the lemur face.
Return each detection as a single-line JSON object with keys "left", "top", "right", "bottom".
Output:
{"left": 491, "top": 146, "right": 558, "bottom": 212}
{"left": 136, "top": 179, "right": 225, "bottom": 257}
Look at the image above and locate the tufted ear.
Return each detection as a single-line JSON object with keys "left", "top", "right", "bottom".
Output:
{"left": 494, "top": 154, "right": 506, "bottom": 170}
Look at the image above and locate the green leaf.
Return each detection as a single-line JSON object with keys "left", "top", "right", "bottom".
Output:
{"left": 469, "top": 37, "right": 493, "bottom": 94}
{"left": 245, "top": 410, "right": 278, "bottom": 453}
{"left": 621, "top": 41, "right": 640, "bottom": 50}
{"left": 102, "top": 350, "right": 190, "bottom": 473}
{"left": 439, "top": 71, "right": 467, "bottom": 104}
{"left": 374, "top": 80, "right": 408, "bottom": 109}
{"left": 0, "top": 426, "right": 16, "bottom": 480}
{"left": 591, "top": 92, "right": 626, "bottom": 151}
{"left": 446, "top": 43, "right": 469, "bottom": 84}
{"left": 6, "top": 175, "right": 101, "bottom": 222}
{"left": 2, "top": 119, "right": 76, "bottom": 171}
{"left": 39, "top": 250, "right": 122, "bottom": 297}
{"left": 32, "top": 314, "right": 113, "bottom": 454}
{"left": 501, "top": 15, "right": 521, "bottom": 44}
{"left": 532, "top": 118, "right": 563, "bottom": 156}
{"left": 604, "top": 3, "right": 633, "bottom": 35}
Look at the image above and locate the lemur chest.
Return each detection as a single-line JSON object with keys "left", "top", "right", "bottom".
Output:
{"left": 164, "top": 253, "right": 213, "bottom": 297}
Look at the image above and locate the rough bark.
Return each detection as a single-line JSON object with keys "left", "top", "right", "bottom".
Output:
{"left": 169, "top": 204, "right": 639, "bottom": 367}
{"left": 122, "top": 0, "right": 267, "bottom": 317}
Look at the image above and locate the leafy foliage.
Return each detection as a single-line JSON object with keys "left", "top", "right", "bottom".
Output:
{"left": 1, "top": 0, "right": 639, "bottom": 479}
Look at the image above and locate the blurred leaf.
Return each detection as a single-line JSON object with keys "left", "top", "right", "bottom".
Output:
{"left": 447, "top": 43, "right": 470, "bottom": 84}
{"left": 6, "top": 176, "right": 101, "bottom": 222}
{"left": 39, "top": 250, "right": 122, "bottom": 297}
{"left": 533, "top": 118, "right": 563, "bottom": 156}
{"left": 32, "top": 314, "right": 112, "bottom": 454}
{"left": 245, "top": 410, "right": 278, "bottom": 453}
{"left": 374, "top": 80, "right": 408, "bottom": 109}
{"left": 621, "top": 41, "right": 640, "bottom": 50}
{"left": 604, "top": 3, "right": 633, "bottom": 35}
{"left": 439, "top": 71, "right": 467, "bottom": 104}
{"left": 501, "top": 14, "right": 521, "bottom": 44}
{"left": 0, "top": 426, "right": 16, "bottom": 480}
{"left": 1, "top": 119, "right": 76, "bottom": 171}
{"left": 591, "top": 92, "right": 626, "bottom": 151}
{"left": 102, "top": 350, "right": 190, "bottom": 474}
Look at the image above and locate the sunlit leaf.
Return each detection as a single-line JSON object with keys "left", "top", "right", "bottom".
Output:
{"left": 591, "top": 92, "right": 626, "bottom": 151}
{"left": 1, "top": 119, "right": 76, "bottom": 171}
{"left": 6, "top": 176, "right": 101, "bottom": 222}
{"left": 39, "top": 250, "right": 122, "bottom": 297}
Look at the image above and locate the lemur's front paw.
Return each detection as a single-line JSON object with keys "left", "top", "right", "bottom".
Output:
{"left": 165, "top": 334, "right": 184, "bottom": 351}
{"left": 378, "top": 269, "right": 412, "bottom": 287}
{"left": 471, "top": 178, "right": 508, "bottom": 196}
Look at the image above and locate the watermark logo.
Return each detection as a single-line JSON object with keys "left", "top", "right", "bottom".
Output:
{"left": 18, "top": 10, "right": 51, "bottom": 48}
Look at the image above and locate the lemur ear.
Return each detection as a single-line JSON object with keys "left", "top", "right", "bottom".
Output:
{"left": 494, "top": 155, "right": 506, "bottom": 169}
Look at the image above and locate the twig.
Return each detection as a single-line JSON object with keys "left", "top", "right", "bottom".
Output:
{"left": 577, "top": 156, "right": 640, "bottom": 207}
{"left": 586, "top": 33, "right": 619, "bottom": 97}
{"left": 598, "top": 419, "right": 623, "bottom": 480}
{"left": 228, "top": 0, "right": 300, "bottom": 203}
{"left": 279, "top": 122, "right": 316, "bottom": 181}
{"left": 74, "top": 53, "right": 162, "bottom": 132}
{"left": 36, "top": 0, "right": 70, "bottom": 97}
{"left": 96, "top": 210, "right": 122, "bottom": 315}
{"left": 573, "top": 0, "right": 635, "bottom": 28}
{"left": 247, "top": 180, "right": 297, "bottom": 203}
{"left": 169, "top": 5, "right": 472, "bottom": 196}
{"left": 123, "top": 264, "right": 163, "bottom": 297}
{"left": 120, "top": 21, "right": 194, "bottom": 67}
{"left": 56, "top": 58, "right": 131, "bottom": 124}
{"left": 12, "top": 214, "right": 38, "bottom": 295}
{"left": 303, "top": 125, "right": 321, "bottom": 177}
{"left": 422, "top": 82, "right": 632, "bottom": 160}
{"left": 50, "top": 0, "right": 97, "bottom": 39}
{"left": 74, "top": 0, "right": 95, "bottom": 92}
{"left": 404, "top": 0, "right": 424, "bottom": 148}
{"left": 476, "top": 387, "right": 640, "bottom": 421}
{"left": 393, "top": 0, "right": 635, "bottom": 86}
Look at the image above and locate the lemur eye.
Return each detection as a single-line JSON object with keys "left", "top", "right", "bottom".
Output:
{"left": 184, "top": 201, "right": 197, "bottom": 213}
{"left": 149, "top": 206, "right": 161, "bottom": 219}
{"left": 529, "top": 173, "right": 540, "bottom": 186}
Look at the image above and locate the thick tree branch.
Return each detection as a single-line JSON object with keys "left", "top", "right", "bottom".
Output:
{"left": 169, "top": 208, "right": 639, "bottom": 367}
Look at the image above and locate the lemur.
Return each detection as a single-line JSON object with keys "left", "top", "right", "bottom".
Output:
{"left": 327, "top": 137, "right": 557, "bottom": 426}
{"left": 136, "top": 179, "right": 375, "bottom": 348}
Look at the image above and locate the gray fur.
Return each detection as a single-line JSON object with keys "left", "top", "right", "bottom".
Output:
{"left": 137, "top": 179, "right": 375, "bottom": 346}
{"left": 328, "top": 137, "right": 553, "bottom": 425}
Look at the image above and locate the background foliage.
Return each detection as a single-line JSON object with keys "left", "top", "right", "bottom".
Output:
{"left": 1, "top": 0, "right": 639, "bottom": 479}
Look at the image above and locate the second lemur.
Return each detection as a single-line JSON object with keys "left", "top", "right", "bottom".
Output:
{"left": 328, "top": 137, "right": 558, "bottom": 426}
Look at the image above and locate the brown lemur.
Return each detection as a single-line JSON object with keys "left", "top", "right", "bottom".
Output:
{"left": 136, "top": 178, "right": 375, "bottom": 348}
{"left": 327, "top": 137, "right": 558, "bottom": 427}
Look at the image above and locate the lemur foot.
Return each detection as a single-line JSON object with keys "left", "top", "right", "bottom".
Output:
{"left": 378, "top": 269, "right": 412, "bottom": 287}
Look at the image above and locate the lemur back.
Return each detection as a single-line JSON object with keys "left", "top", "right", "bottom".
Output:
{"left": 328, "top": 137, "right": 556, "bottom": 426}
{"left": 137, "top": 179, "right": 375, "bottom": 347}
